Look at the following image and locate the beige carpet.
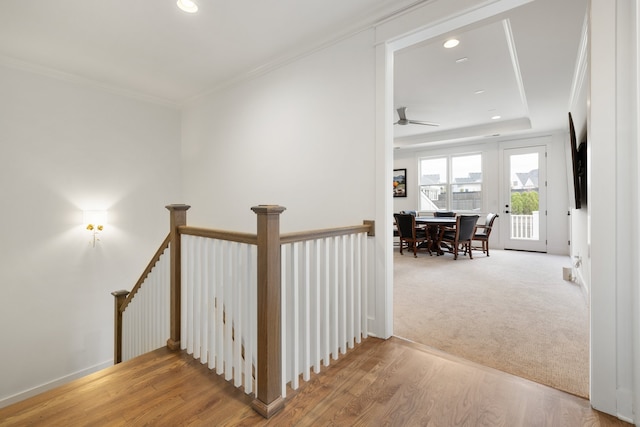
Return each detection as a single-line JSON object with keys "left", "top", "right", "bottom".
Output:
{"left": 393, "top": 248, "right": 589, "bottom": 398}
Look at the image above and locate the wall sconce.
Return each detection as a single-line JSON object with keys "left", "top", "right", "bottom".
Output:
{"left": 83, "top": 210, "right": 107, "bottom": 247}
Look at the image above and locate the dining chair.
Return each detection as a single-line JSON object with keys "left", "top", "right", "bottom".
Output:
{"left": 434, "top": 211, "right": 456, "bottom": 217}
{"left": 401, "top": 210, "right": 427, "bottom": 233}
{"left": 470, "top": 213, "right": 499, "bottom": 256}
{"left": 394, "top": 213, "right": 431, "bottom": 257}
{"left": 438, "top": 215, "right": 479, "bottom": 260}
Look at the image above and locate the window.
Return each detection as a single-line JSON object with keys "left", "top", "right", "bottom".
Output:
{"left": 419, "top": 154, "right": 482, "bottom": 212}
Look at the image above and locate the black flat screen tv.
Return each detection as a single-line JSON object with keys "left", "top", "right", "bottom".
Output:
{"left": 568, "top": 112, "right": 587, "bottom": 209}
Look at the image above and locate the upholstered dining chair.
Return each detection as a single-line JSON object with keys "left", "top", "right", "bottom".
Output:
{"left": 433, "top": 211, "right": 456, "bottom": 217}
{"left": 438, "top": 215, "right": 479, "bottom": 260}
{"left": 470, "top": 213, "right": 499, "bottom": 256}
{"left": 400, "top": 210, "right": 427, "bottom": 232}
{"left": 394, "top": 213, "right": 431, "bottom": 257}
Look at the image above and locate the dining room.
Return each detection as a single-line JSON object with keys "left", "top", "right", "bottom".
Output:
{"left": 390, "top": 124, "right": 593, "bottom": 396}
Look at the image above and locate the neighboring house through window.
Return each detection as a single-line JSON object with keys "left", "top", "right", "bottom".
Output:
{"left": 419, "top": 153, "right": 483, "bottom": 212}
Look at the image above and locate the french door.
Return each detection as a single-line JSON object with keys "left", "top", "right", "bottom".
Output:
{"left": 502, "top": 146, "right": 547, "bottom": 252}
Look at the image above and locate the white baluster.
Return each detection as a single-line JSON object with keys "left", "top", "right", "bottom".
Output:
{"left": 243, "top": 243, "right": 254, "bottom": 394}
{"left": 187, "top": 236, "right": 196, "bottom": 355}
{"left": 280, "top": 244, "right": 287, "bottom": 398}
{"left": 122, "top": 310, "right": 128, "bottom": 361}
{"left": 347, "top": 233, "right": 355, "bottom": 350}
{"left": 302, "top": 240, "right": 311, "bottom": 382}
{"left": 291, "top": 242, "right": 300, "bottom": 390}
{"left": 340, "top": 235, "right": 347, "bottom": 355}
{"left": 215, "top": 239, "right": 224, "bottom": 376}
{"left": 355, "top": 234, "right": 362, "bottom": 340}
{"left": 180, "top": 235, "right": 188, "bottom": 351}
{"left": 199, "top": 236, "right": 205, "bottom": 359}
{"left": 323, "top": 237, "right": 331, "bottom": 367}
{"left": 224, "top": 240, "right": 233, "bottom": 381}
{"left": 233, "top": 242, "right": 242, "bottom": 388}
{"left": 200, "top": 238, "right": 209, "bottom": 365}
{"left": 313, "top": 239, "right": 321, "bottom": 374}
{"left": 332, "top": 236, "right": 339, "bottom": 361}
{"left": 163, "top": 247, "right": 171, "bottom": 345}
{"left": 207, "top": 238, "right": 216, "bottom": 370}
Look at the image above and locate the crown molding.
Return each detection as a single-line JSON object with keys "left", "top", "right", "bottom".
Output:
{"left": 0, "top": 54, "right": 179, "bottom": 109}
{"left": 180, "top": 0, "right": 431, "bottom": 106}
{"left": 503, "top": 18, "right": 530, "bottom": 119}
{"left": 568, "top": 11, "right": 589, "bottom": 113}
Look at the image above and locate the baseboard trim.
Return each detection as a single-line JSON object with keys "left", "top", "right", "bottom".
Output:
{"left": 616, "top": 387, "right": 634, "bottom": 424}
{"left": 574, "top": 267, "right": 589, "bottom": 303}
{"left": 0, "top": 359, "right": 113, "bottom": 409}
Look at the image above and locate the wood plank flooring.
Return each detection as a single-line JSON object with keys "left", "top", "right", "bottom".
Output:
{"left": 0, "top": 337, "right": 630, "bottom": 426}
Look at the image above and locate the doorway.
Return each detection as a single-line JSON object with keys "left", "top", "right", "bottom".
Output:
{"left": 384, "top": 0, "right": 586, "bottom": 400}
{"left": 502, "top": 145, "right": 547, "bottom": 252}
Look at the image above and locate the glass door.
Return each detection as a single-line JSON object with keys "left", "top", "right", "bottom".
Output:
{"left": 502, "top": 146, "right": 547, "bottom": 252}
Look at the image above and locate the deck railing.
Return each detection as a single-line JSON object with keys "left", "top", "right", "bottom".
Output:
{"left": 510, "top": 212, "right": 539, "bottom": 240}
{"left": 112, "top": 204, "right": 374, "bottom": 418}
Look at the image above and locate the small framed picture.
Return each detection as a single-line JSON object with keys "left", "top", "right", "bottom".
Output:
{"left": 393, "top": 168, "right": 407, "bottom": 197}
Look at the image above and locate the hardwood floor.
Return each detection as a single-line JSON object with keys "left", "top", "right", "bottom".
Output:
{"left": 0, "top": 338, "right": 630, "bottom": 426}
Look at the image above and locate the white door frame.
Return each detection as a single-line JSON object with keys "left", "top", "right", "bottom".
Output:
{"left": 501, "top": 145, "right": 547, "bottom": 252}
{"left": 373, "top": 0, "right": 534, "bottom": 339}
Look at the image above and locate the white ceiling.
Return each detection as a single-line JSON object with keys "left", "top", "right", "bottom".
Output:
{"left": 0, "top": 0, "right": 587, "bottom": 146}
{"left": 393, "top": 0, "right": 588, "bottom": 147}
{"left": 394, "top": 20, "right": 530, "bottom": 140}
{"left": 0, "top": 0, "right": 418, "bottom": 103}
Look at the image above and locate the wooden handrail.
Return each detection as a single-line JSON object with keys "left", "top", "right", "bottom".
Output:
{"left": 182, "top": 222, "right": 374, "bottom": 246}
{"left": 280, "top": 220, "right": 374, "bottom": 244}
{"left": 179, "top": 225, "right": 258, "bottom": 245}
{"left": 120, "top": 233, "right": 171, "bottom": 312}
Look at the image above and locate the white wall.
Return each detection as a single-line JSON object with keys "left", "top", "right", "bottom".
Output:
{"left": 633, "top": 1, "right": 640, "bottom": 421}
{"left": 394, "top": 132, "right": 570, "bottom": 256}
{"left": 181, "top": 31, "right": 376, "bottom": 234}
{"left": 568, "top": 20, "right": 590, "bottom": 293}
{"left": 589, "top": 0, "right": 638, "bottom": 421}
{"left": 181, "top": 31, "right": 379, "bottom": 330}
{"left": 0, "top": 64, "right": 182, "bottom": 407}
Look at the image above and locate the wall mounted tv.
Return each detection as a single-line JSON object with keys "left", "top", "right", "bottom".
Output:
{"left": 568, "top": 112, "right": 587, "bottom": 209}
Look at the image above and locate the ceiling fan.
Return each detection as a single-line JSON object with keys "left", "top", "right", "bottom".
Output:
{"left": 394, "top": 107, "right": 439, "bottom": 127}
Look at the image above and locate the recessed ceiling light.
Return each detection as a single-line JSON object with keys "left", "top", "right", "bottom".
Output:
{"left": 443, "top": 39, "right": 460, "bottom": 49}
{"left": 455, "top": 57, "right": 468, "bottom": 63}
{"left": 491, "top": 115, "right": 501, "bottom": 120}
{"left": 474, "top": 89, "right": 485, "bottom": 94}
{"left": 177, "top": 0, "right": 198, "bottom": 13}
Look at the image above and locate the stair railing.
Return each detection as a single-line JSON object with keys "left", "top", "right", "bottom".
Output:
{"left": 111, "top": 234, "right": 171, "bottom": 364}
{"left": 112, "top": 204, "right": 374, "bottom": 418}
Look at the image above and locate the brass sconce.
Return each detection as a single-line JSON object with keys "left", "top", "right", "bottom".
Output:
{"left": 83, "top": 210, "right": 107, "bottom": 247}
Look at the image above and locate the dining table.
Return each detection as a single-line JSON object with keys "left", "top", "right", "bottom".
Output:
{"left": 415, "top": 216, "right": 457, "bottom": 255}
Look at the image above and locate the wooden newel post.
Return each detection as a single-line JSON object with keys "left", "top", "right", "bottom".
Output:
{"left": 166, "top": 204, "right": 190, "bottom": 351}
{"left": 250, "top": 205, "right": 286, "bottom": 418}
{"left": 111, "top": 290, "right": 129, "bottom": 364}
